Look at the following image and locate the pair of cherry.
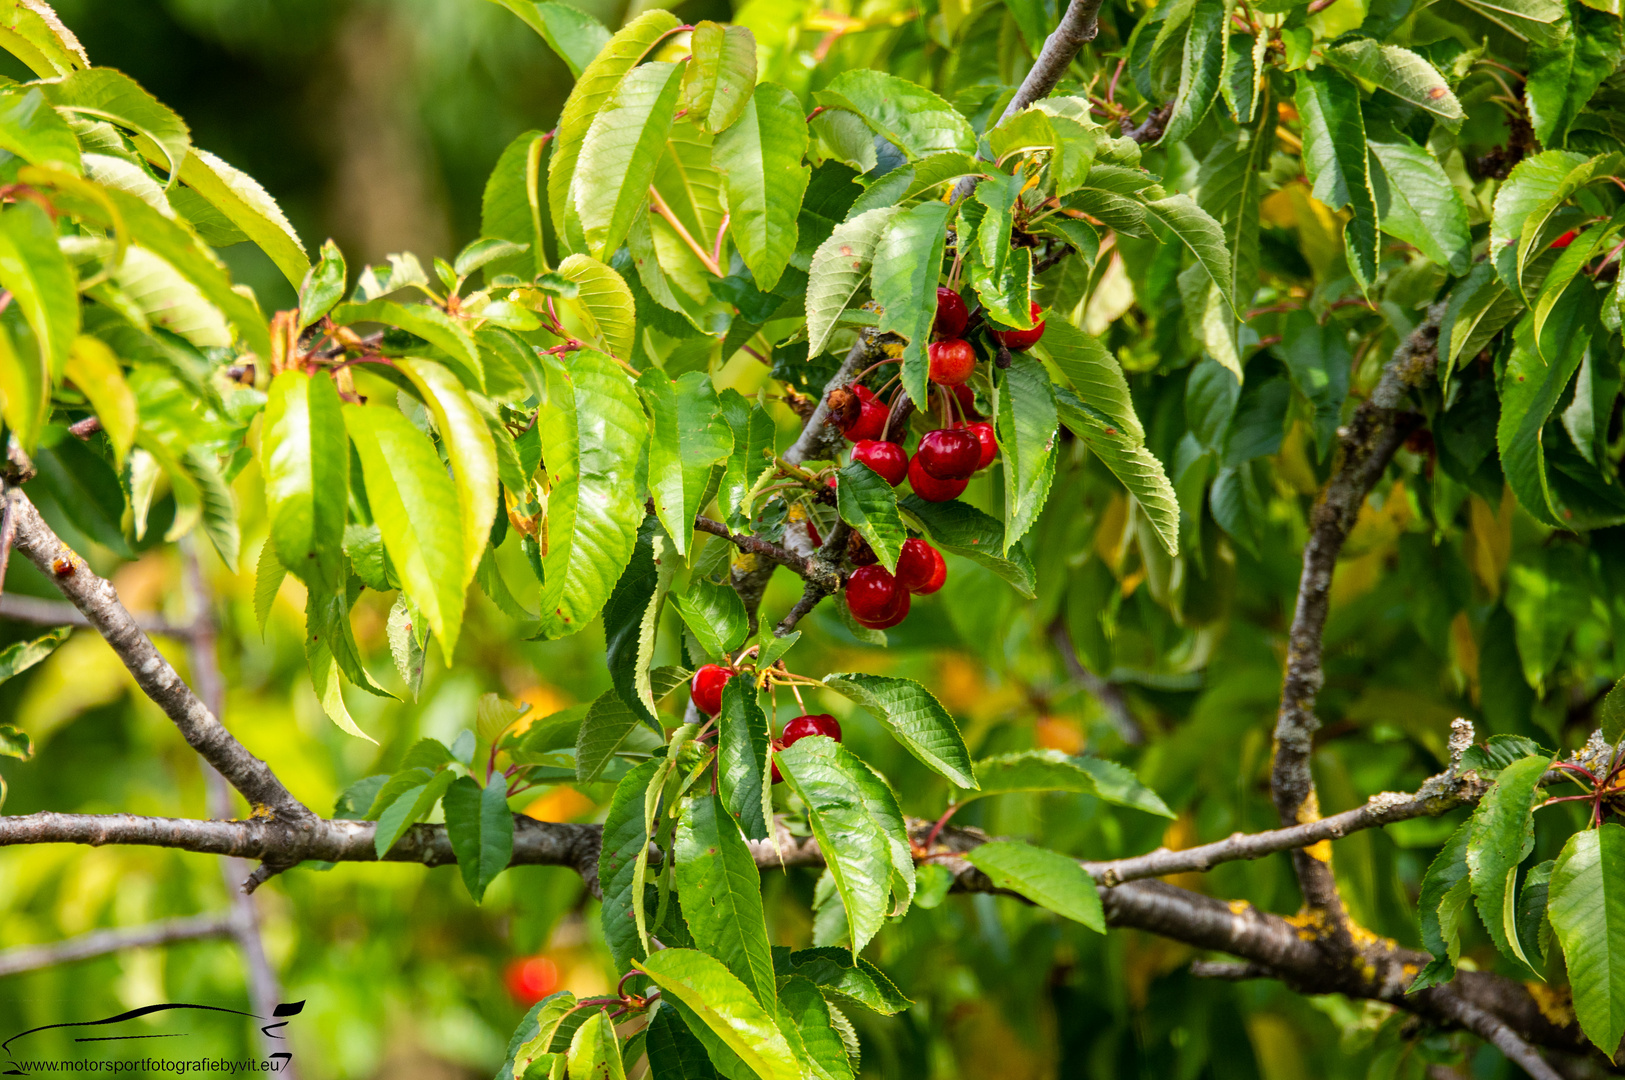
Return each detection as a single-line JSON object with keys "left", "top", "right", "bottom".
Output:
{"left": 933, "top": 289, "right": 1048, "bottom": 357}
{"left": 845, "top": 537, "right": 945, "bottom": 629}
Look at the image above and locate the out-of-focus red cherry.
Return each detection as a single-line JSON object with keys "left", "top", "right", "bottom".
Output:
{"left": 504, "top": 956, "right": 559, "bottom": 1005}
{"left": 1551, "top": 229, "right": 1577, "bottom": 249}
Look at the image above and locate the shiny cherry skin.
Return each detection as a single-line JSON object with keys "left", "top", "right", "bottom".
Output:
{"left": 934, "top": 287, "right": 969, "bottom": 339}
{"left": 853, "top": 383, "right": 877, "bottom": 401}
{"left": 845, "top": 564, "right": 904, "bottom": 623}
{"left": 852, "top": 440, "right": 908, "bottom": 486}
{"left": 951, "top": 383, "right": 979, "bottom": 418}
{"left": 916, "top": 428, "right": 982, "bottom": 480}
{"left": 955, "top": 420, "right": 997, "bottom": 469}
{"left": 504, "top": 956, "right": 560, "bottom": 1005}
{"left": 895, "top": 538, "right": 946, "bottom": 594}
{"left": 783, "top": 713, "right": 842, "bottom": 746}
{"left": 855, "top": 587, "right": 910, "bottom": 629}
{"left": 907, "top": 456, "right": 969, "bottom": 502}
{"left": 841, "top": 398, "right": 888, "bottom": 442}
{"left": 690, "top": 664, "right": 733, "bottom": 716}
{"left": 990, "top": 301, "right": 1046, "bottom": 352}
{"left": 928, "top": 339, "right": 976, "bottom": 386}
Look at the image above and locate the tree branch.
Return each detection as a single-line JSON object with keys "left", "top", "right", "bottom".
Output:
{"left": 1048, "top": 617, "right": 1142, "bottom": 745}
{"left": 4, "top": 487, "right": 313, "bottom": 824}
{"left": 0, "top": 591, "right": 191, "bottom": 637}
{"left": 0, "top": 913, "right": 234, "bottom": 977}
{"left": 693, "top": 515, "right": 815, "bottom": 577}
{"left": 1271, "top": 302, "right": 1445, "bottom": 937}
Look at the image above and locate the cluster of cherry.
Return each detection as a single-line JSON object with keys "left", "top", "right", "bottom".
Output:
{"left": 843, "top": 537, "right": 943, "bottom": 629}
{"left": 689, "top": 665, "right": 844, "bottom": 782}
{"left": 838, "top": 290, "right": 1046, "bottom": 502}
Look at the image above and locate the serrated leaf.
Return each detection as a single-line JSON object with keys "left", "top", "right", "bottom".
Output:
{"left": 0, "top": 2, "right": 87, "bottom": 78}
{"left": 715, "top": 82, "right": 807, "bottom": 292}
{"left": 1140, "top": 193, "right": 1238, "bottom": 317}
{"left": 536, "top": 350, "right": 648, "bottom": 639}
{"left": 778, "top": 976, "right": 855, "bottom": 1080}
{"left": 1056, "top": 387, "right": 1179, "bottom": 556}
{"left": 386, "top": 594, "right": 427, "bottom": 699}
{"left": 299, "top": 239, "right": 346, "bottom": 330}
{"left": 959, "top": 749, "right": 1174, "bottom": 816}
{"left": 263, "top": 370, "right": 349, "bottom": 589}
{"left": 1416, "top": 820, "right": 1472, "bottom": 970}
{"left": 813, "top": 70, "right": 975, "bottom": 159}
{"left": 1324, "top": 40, "right": 1464, "bottom": 122}
{"left": 0, "top": 202, "right": 74, "bottom": 449}
{"left": 600, "top": 759, "right": 665, "bottom": 970}
{"left": 254, "top": 535, "right": 286, "bottom": 638}
{"left": 772, "top": 947, "right": 911, "bottom": 1016}
{"left": 872, "top": 200, "right": 951, "bottom": 408}
{"left": 847, "top": 756, "right": 914, "bottom": 917}
{"left": 1499, "top": 298, "right": 1597, "bottom": 527}
{"left": 645, "top": 1004, "right": 720, "bottom": 1080}
{"left": 604, "top": 515, "right": 674, "bottom": 730}
{"left": 898, "top": 494, "right": 1037, "bottom": 597}
{"left": 373, "top": 768, "right": 455, "bottom": 858}
{"left": 62, "top": 335, "right": 135, "bottom": 467}
{"left": 1549, "top": 823, "right": 1625, "bottom": 1055}
{"left": 177, "top": 147, "right": 308, "bottom": 289}
{"left": 498, "top": 991, "right": 581, "bottom": 1080}
{"left": 567, "top": 1011, "right": 628, "bottom": 1080}
{"left": 821, "top": 673, "right": 976, "bottom": 788}
{"left": 834, "top": 460, "right": 906, "bottom": 572}
{"left": 1489, "top": 150, "right": 1588, "bottom": 299}
{"left": 1160, "top": 0, "right": 1225, "bottom": 145}
{"left": 332, "top": 299, "right": 483, "bottom": 390}
{"left": 0, "top": 625, "right": 68, "bottom": 685}
{"left": 671, "top": 577, "right": 749, "bottom": 660}
{"left": 676, "top": 793, "right": 778, "bottom": 1008}
{"left": 641, "top": 370, "right": 734, "bottom": 558}
{"left": 443, "top": 773, "right": 514, "bottom": 902}
{"left": 776, "top": 736, "right": 892, "bottom": 954}
{"left": 1369, "top": 135, "right": 1471, "bottom": 277}
{"left": 996, "top": 355, "right": 1059, "bottom": 553}
{"left": 1034, "top": 314, "right": 1141, "bottom": 443}
{"left": 0, "top": 723, "right": 29, "bottom": 761}
{"left": 1294, "top": 67, "right": 1378, "bottom": 288}
{"left": 719, "top": 675, "right": 772, "bottom": 841}
{"left": 43, "top": 68, "right": 189, "bottom": 181}
{"left": 487, "top": 0, "right": 609, "bottom": 77}
{"left": 1465, "top": 754, "right": 1551, "bottom": 967}
{"left": 554, "top": 252, "right": 636, "bottom": 361}
{"left": 0, "top": 86, "right": 78, "bottom": 171}
{"left": 482, "top": 129, "right": 550, "bottom": 279}
{"left": 343, "top": 403, "right": 467, "bottom": 653}
{"left": 966, "top": 840, "right": 1104, "bottom": 931}
{"left": 805, "top": 206, "right": 898, "bottom": 358}
{"left": 717, "top": 389, "right": 775, "bottom": 529}
{"left": 635, "top": 949, "right": 802, "bottom": 1080}
{"left": 686, "top": 21, "right": 757, "bottom": 134}
{"left": 574, "top": 60, "right": 684, "bottom": 261}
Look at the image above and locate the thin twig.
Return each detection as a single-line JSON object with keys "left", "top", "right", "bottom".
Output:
{"left": 0, "top": 592, "right": 191, "bottom": 637}
{"left": 0, "top": 914, "right": 234, "bottom": 977}
{"left": 1049, "top": 618, "right": 1142, "bottom": 745}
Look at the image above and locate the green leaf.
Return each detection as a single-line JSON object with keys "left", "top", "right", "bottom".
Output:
{"left": 1323, "top": 40, "right": 1464, "bottom": 122}
{"left": 536, "top": 350, "right": 648, "bottom": 639}
{"left": 676, "top": 793, "right": 778, "bottom": 1008}
{"left": 0, "top": 3, "right": 86, "bottom": 78}
{"left": 1489, "top": 150, "right": 1588, "bottom": 298}
{"left": 554, "top": 252, "right": 636, "bottom": 361}
{"left": 772, "top": 947, "right": 911, "bottom": 1015}
{"left": 872, "top": 200, "right": 952, "bottom": 408}
{"left": 645, "top": 1004, "right": 721, "bottom": 1080}
{"left": 778, "top": 976, "right": 855, "bottom": 1080}
{"left": 813, "top": 70, "right": 976, "bottom": 160}
{"left": 576, "top": 688, "right": 645, "bottom": 784}
{"left": 965, "top": 840, "right": 1105, "bottom": 931}
{"left": 262, "top": 371, "right": 349, "bottom": 589}
{"left": 776, "top": 736, "right": 892, "bottom": 954}
{"left": 641, "top": 370, "right": 735, "bottom": 558}
{"left": 574, "top": 60, "right": 684, "bottom": 262}
{"left": 1498, "top": 298, "right": 1598, "bottom": 527}
{"left": 1416, "top": 820, "right": 1472, "bottom": 970}
{"left": 686, "top": 21, "right": 757, "bottom": 134}
{"left": 498, "top": 991, "right": 581, "bottom": 1080}
{"left": 343, "top": 403, "right": 467, "bottom": 653}
{"left": 0, "top": 723, "right": 29, "bottom": 760}
{"left": 1527, "top": 6, "right": 1623, "bottom": 148}
{"left": 1600, "top": 675, "right": 1625, "bottom": 746}
{"left": 1056, "top": 387, "right": 1179, "bottom": 557}
{"left": 600, "top": 760, "right": 665, "bottom": 971}
{"left": 719, "top": 675, "right": 772, "bottom": 841}
{"left": 373, "top": 769, "right": 455, "bottom": 858}
{"left": 1034, "top": 313, "right": 1142, "bottom": 443}
{"left": 1457, "top": 0, "right": 1565, "bottom": 34}
{"left": 177, "top": 148, "right": 308, "bottom": 289}
{"left": 1439, "top": 261, "right": 1522, "bottom": 376}
{"left": 567, "top": 1010, "right": 629, "bottom": 1080}
{"left": 715, "top": 83, "right": 807, "bottom": 292}
{"left": 716, "top": 389, "right": 775, "bottom": 530}
{"left": 671, "top": 576, "right": 749, "bottom": 660}
{"left": 443, "top": 773, "right": 515, "bottom": 902}
{"left": 1294, "top": 68, "right": 1378, "bottom": 287}
{"left": 332, "top": 299, "right": 482, "bottom": 390}
{"left": 482, "top": 130, "right": 550, "bottom": 280}
{"left": 0, "top": 625, "right": 68, "bottom": 685}
{"left": 254, "top": 536, "right": 286, "bottom": 638}
{"left": 821, "top": 673, "right": 976, "bottom": 789}
{"left": 805, "top": 206, "right": 898, "bottom": 358}
{"left": 0, "top": 87, "right": 79, "bottom": 171}
{"left": 43, "top": 68, "right": 189, "bottom": 181}
{"left": 0, "top": 201, "right": 76, "bottom": 448}
{"left": 487, "top": 0, "right": 609, "bottom": 78}
{"left": 960, "top": 749, "right": 1174, "bottom": 817}
{"left": 603, "top": 515, "right": 675, "bottom": 730}
{"left": 62, "top": 335, "right": 135, "bottom": 467}
{"left": 996, "top": 355, "right": 1059, "bottom": 553}
{"left": 1369, "top": 135, "right": 1471, "bottom": 277}
{"left": 898, "top": 494, "right": 1037, "bottom": 597}
{"left": 1465, "top": 754, "right": 1551, "bottom": 966}
{"left": 847, "top": 756, "right": 915, "bottom": 917}
{"left": 1197, "top": 94, "right": 1273, "bottom": 313}
{"left": 1549, "top": 823, "right": 1625, "bottom": 1055}
{"left": 548, "top": 10, "right": 681, "bottom": 254}
{"left": 1159, "top": 0, "right": 1225, "bottom": 145}
{"left": 969, "top": 172, "right": 1032, "bottom": 330}
{"left": 635, "top": 949, "right": 802, "bottom": 1080}
{"left": 835, "top": 460, "right": 906, "bottom": 573}
{"left": 386, "top": 597, "right": 426, "bottom": 698}
{"left": 299, "top": 239, "right": 347, "bottom": 330}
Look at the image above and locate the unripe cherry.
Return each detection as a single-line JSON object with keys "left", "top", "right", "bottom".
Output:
{"left": 690, "top": 664, "right": 733, "bottom": 716}
{"left": 907, "top": 456, "right": 968, "bottom": 502}
{"left": 990, "top": 301, "right": 1046, "bottom": 352}
{"left": 851, "top": 440, "right": 908, "bottom": 486}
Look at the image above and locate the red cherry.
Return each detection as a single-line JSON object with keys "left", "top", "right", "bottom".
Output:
{"left": 851, "top": 440, "right": 908, "bottom": 486}
{"left": 956, "top": 420, "right": 997, "bottom": 469}
{"left": 934, "top": 287, "right": 968, "bottom": 339}
{"left": 990, "top": 302, "right": 1046, "bottom": 352}
{"left": 504, "top": 956, "right": 559, "bottom": 1005}
{"left": 928, "top": 339, "right": 976, "bottom": 386}
{"left": 855, "top": 588, "right": 910, "bottom": 629}
{"left": 907, "top": 456, "right": 968, "bottom": 502}
{"left": 916, "top": 428, "right": 982, "bottom": 480}
{"left": 895, "top": 538, "right": 946, "bottom": 594}
{"left": 841, "top": 398, "right": 888, "bottom": 442}
{"left": 951, "top": 383, "right": 979, "bottom": 419}
{"left": 1551, "top": 229, "right": 1577, "bottom": 249}
{"left": 853, "top": 383, "right": 876, "bottom": 402}
{"left": 783, "top": 713, "right": 842, "bottom": 746}
{"left": 691, "top": 664, "right": 733, "bottom": 716}
{"left": 845, "top": 564, "right": 903, "bottom": 623}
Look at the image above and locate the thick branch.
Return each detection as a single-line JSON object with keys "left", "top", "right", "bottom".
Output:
{"left": 1271, "top": 303, "right": 1445, "bottom": 929}
{"left": 0, "top": 914, "right": 233, "bottom": 977}
{"left": 4, "top": 489, "right": 311, "bottom": 822}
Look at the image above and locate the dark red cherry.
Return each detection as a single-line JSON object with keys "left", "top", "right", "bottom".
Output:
{"left": 851, "top": 440, "right": 908, "bottom": 486}
{"left": 845, "top": 564, "right": 903, "bottom": 624}
{"left": 895, "top": 538, "right": 946, "bottom": 594}
{"left": 951, "top": 383, "right": 980, "bottom": 419}
{"left": 690, "top": 664, "right": 733, "bottom": 716}
{"left": 853, "top": 383, "right": 876, "bottom": 402}
{"left": 956, "top": 420, "right": 997, "bottom": 469}
{"left": 855, "top": 587, "right": 910, "bottom": 629}
{"left": 783, "top": 713, "right": 842, "bottom": 746}
{"left": 916, "top": 428, "right": 982, "bottom": 480}
{"left": 841, "top": 398, "right": 887, "bottom": 442}
{"left": 907, "top": 456, "right": 968, "bottom": 502}
{"left": 990, "top": 302, "right": 1046, "bottom": 352}
{"left": 934, "top": 287, "right": 968, "bottom": 339}
{"left": 928, "top": 339, "right": 976, "bottom": 386}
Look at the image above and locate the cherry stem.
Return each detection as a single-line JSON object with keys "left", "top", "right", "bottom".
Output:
{"left": 789, "top": 680, "right": 807, "bottom": 713}
{"left": 923, "top": 802, "right": 963, "bottom": 853}
{"left": 854, "top": 358, "right": 901, "bottom": 382}
{"left": 617, "top": 969, "right": 640, "bottom": 998}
